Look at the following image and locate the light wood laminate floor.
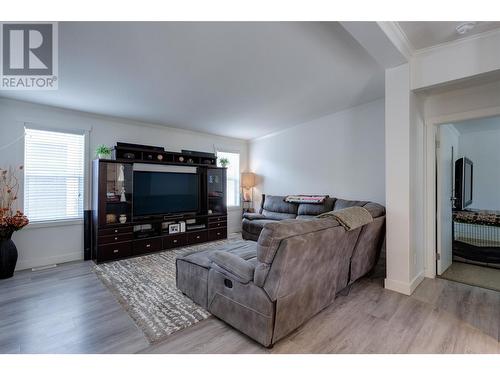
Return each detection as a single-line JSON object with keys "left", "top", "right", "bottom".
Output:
{"left": 1, "top": 257, "right": 499, "bottom": 354}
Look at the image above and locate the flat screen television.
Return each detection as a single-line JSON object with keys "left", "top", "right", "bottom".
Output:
{"left": 455, "top": 157, "right": 473, "bottom": 210}
{"left": 133, "top": 171, "right": 200, "bottom": 217}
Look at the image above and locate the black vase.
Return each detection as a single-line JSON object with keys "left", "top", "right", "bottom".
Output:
{"left": 0, "top": 233, "right": 18, "bottom": 279}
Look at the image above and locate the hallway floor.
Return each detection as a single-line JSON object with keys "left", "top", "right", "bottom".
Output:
{"left": 441, "top": 261, "right": 500, "bottom": 292}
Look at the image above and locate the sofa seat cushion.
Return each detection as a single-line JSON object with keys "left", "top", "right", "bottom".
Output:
{"left": 242, "top": 212, "right": 268, "bottom": 221}
{"left": 242, "top": 218, "right": 279, "bottom": 235}
{"left": 297, "top": 197, "right": 335, "bottom": 216}
{"left": 261, "top": 211, "right": 297, "bottom": 220}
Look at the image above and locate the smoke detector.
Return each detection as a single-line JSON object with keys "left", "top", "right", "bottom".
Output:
{"left": 456, "top": 22, "right": 476, "bottom": 35}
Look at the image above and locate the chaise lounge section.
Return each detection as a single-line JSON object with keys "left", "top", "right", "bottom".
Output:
{"left": 176, "top": 195, "right": 385, "bottom": 347}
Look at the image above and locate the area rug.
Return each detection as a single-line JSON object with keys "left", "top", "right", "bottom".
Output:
{"left": 93, "top": 234, "right": 242, "bottom": 343}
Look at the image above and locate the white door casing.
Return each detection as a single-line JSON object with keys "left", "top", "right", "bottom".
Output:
{"left": 436, "top": 125, "right": 458, "bottom": 275}
{"left": 424, "top": 106, "right": 500, "bottom": 278}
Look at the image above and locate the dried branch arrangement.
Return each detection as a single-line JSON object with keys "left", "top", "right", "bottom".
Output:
{"left": 0, "top": 166, "right": 29, "bottom": 238}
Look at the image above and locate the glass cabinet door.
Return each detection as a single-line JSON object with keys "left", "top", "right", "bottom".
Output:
{"left": 207, "top": 168, "right": 227, "bottom": 215}
{"left": 101, "top": 162, "right": 132, "bottom": 225}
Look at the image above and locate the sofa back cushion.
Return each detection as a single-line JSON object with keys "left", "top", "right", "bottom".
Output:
{"left": 333, "top": 199, "right": 386, "bottom": 218}
{"left": 254, "top": 218, "right": 342, "bottom": 286}
{"left": 297, "top": 197, "right": 335, "bottom": 216}
{"left": 261, "top": 195, "right": 298, "bottom": 220}
{"left": 362, "top": 202, "right": 386, "bottom": 218}
{"left": 254, "top": 217, "right": 363, "bottom": 333}
{"left": 333, "top": 198, "right": 368, "bottom": 210}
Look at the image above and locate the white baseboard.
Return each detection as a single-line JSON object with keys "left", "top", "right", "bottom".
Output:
{"left": 384, "top": 272, "right": 425, "bottom": 295}
{"left": 15, "top": 251, "right": 83, "bottom": 271}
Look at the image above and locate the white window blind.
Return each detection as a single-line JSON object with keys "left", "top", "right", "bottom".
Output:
{"left": 24, "top": 128, "right": 85, "bottom": 222}
{"left": 217, "top": 151, "right": 240, "bottom": 207}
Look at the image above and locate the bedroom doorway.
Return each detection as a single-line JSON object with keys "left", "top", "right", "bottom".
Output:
{"left": 436, "top": 116, "right": 500, "bottom": 292}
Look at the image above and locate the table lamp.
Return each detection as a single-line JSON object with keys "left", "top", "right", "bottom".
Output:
{"left": 241, "top": 172, "right": 256, "bottom": 209}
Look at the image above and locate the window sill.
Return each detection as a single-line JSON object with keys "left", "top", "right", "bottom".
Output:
{"left": 26, "top": 219, "right": 84, "bottom": 229}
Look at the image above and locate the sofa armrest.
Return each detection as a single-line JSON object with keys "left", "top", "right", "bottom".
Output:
{"left": 209, "top": 251, "right": 255, "bottom": 284}
{"left": 243, "top": 212, "right": 268, "bottom": 221}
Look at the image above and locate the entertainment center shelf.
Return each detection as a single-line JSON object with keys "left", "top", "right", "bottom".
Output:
{"left": 113, "top": 142, "right": 217, "bottom": 167}
{"left": 92, "top": 144, "right": 227, "bottom": 263}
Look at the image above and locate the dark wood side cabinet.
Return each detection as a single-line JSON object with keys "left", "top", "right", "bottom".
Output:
{"left": 92, "top": 158, "right": 227, "bottom": 263}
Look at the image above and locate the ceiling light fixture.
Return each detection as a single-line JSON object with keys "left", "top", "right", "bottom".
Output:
{"left": 456, "top": 22, "right": 477, "bottom": 35}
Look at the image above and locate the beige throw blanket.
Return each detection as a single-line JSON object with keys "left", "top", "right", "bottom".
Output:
{"left": 317, "top": 206, "right": 373, "bottom": 231}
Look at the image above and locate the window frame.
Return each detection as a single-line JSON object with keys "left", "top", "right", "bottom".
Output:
{"left": 216, "top": 149, "right": 241, "bottom": 209}
{"left": 23, "top": 124, "right": 90, "bottom": 226}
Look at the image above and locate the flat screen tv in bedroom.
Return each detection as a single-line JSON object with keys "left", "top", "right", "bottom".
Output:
{"left": 455, "top": 157, "right": 473, "bottom": 210}
{"left": 133, "top": 171, "right": 200, "bottom": 218}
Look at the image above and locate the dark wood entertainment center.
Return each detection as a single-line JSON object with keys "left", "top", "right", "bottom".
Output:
{"left": 91, "top": 143, "right": 227, "bottom": 263}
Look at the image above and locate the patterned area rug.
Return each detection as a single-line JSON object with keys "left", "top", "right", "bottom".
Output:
{"left": 93, "top": 234, "right": 241, "bottom": 343}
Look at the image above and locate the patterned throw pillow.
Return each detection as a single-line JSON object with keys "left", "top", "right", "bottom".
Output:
{"left": 284, "top": 195, "right": 328, "bottom": 204}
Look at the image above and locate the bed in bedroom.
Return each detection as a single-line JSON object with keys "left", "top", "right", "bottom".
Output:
{"left": 453, "top": 209, "right": 500, "bottom": 268}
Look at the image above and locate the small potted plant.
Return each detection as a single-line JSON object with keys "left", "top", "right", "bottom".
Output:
{"left": 0, "top": 166, "right": 29, "bottom": 279}
{"left": 219, "top": 157, "right": 230, "bottom": 168}
{"left": 96, "top": 144, "right": 112, "bottom": 159}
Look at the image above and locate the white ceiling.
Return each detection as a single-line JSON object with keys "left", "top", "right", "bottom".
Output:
{"left": 453, "top": 116, "right": 500, "bottom": 134}
{"left": 398, "top": 21, "right": 500, "bottom": 51}
{"left": 0, "top": 22, "right": 385, "bottom": 140}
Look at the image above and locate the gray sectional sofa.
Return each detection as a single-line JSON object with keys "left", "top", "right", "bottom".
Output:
{"left": 176, "top": 194, "right": 385, "bottom": 347}
{"left": 242, "top": 194, "right": 385, "bottom": 241}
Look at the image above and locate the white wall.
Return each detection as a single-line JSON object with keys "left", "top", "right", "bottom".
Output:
{"left": 423, "top": 80, "right": 500, "bottom": 120}
{"left": 384, "top": 63, "right": 425, "bottom": 295}
{"left": 458, "top": 122, "right": 500, "bottom": 210}
{"left": 412, "top": 29, "right": 500, "bottom": 90}
{"left": 0, "top": 98, "right": 248, "bottom": 271}
{"left": 249, "top": 99, "right": 385, "bottom": 208}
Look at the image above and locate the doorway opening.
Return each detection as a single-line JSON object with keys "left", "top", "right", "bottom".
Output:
{"left": 436, "top": 116, "right": 500, "bottom": 292}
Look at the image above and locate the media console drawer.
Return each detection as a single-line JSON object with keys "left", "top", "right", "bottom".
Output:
{"left": 133, "top": 238, "right": 162, "bottom": 255}
{"left": 208, "top": 221, "right": 226, "bottom": 229}
{"left": 186, "top": 231, "right": 208, "bottom": 245}
{"left": 208, "top": 228, "right": 227, "bottom": 241}
{"left": 99, "top": 232, "right": 133, "bottom": 245}
{"left": 208, "top": 215, "right": 227, "bottom": 223}
{"left": 163, "top": 233, "right": 186, "bottom": 249}
{"left": 99, "top": 226, "right": 133, "bottom": 236}
{"left": 98, "top": 242, "right": 132, "bottom": 261}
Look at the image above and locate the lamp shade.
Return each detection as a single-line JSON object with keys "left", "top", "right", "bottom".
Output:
{"left": 241, "top": 172, "right": 256, "bottom": 188}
